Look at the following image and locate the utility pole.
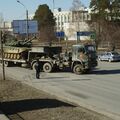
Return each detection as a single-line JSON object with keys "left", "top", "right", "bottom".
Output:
{"left": 17, "top": 0, "right": 29, "bottom": 40}
{"left": 0, "top": 31, "right": 5, "bottom": 80}
{"left": 53, "top": 0, "right": 55, "bottom": 13}
{"left": 26, "top": 9, "right": 29, "bottom": 41}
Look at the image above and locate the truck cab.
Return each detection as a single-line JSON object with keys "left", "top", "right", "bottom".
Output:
{"left": 72, "top": 44, "right": 97, "bottom": 74}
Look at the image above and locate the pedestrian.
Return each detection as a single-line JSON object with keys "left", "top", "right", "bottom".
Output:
{"left": 35, "top": 59, "right": 40, "bottom": 79}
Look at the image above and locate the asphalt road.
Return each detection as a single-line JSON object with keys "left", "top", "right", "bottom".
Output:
{"left": 0, "top": 61, "right": 120, "bottom": 120}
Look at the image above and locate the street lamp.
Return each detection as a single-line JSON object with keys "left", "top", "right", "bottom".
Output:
{"left": 53, "top": 0, "right": 55, "bottom": 13}
{"left": 17, "top": 0, "right": 29, "bottom": 40}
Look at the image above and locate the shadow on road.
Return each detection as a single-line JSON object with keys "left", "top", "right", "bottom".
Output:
{"left": 91, "top": 69, "right": 120, "bottom": 75}
{"left": 0, "top": 98, "right": 75, "bottom": 115}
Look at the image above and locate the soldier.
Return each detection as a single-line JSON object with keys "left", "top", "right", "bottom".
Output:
{"left": 35, "top": 59, "right": 40, "bottom": 79}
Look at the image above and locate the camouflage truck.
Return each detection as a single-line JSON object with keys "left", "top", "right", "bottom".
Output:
{"left": 31, "top": 44, "right": 98, "bottom": 74}
{"left": 70, "top": 44, "right": 97, "bottom": 74}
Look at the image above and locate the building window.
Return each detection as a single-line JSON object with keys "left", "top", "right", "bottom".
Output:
{"left": 87, "top": 14, "right": 90, "bottom": 20}
{"left": 64, "top": 15, "right": 66, "bottom": 22}
{"left": 68, "top": 15, "right": 69, "bottom": 22}
{"left": 61, "top": 16, "right": 63, "bottom": 21}
{"left": 58, "top": 16, "right": 60, "bottom": 21}
{"left": 58, "top": 22, "right": 60, "bottom": 25}
{"left": 83, "top": 14, "right": 86, "bottom": 21}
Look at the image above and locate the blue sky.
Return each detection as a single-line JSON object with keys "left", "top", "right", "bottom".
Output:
{"left": 0, "top": 0, "right": 90, "bottom": 21}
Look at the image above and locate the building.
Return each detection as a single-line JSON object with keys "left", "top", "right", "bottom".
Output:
{"left": 54, "top": 8, "right": 91, "bottom": 40}
{"left": 54, "top": 9, "right": 72, "bottom": 31}
{"left": 0, "top": 21, "right": 13, "bottom": 34}
{"left": 22, "top": 8, "right": 92, "bottom": 41}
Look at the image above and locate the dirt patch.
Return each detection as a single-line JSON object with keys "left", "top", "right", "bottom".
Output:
{"left": 0, "top": 78, "right": 112, "bottom": 120}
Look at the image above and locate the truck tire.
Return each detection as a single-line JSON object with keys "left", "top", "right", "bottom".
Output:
{"left": 73, "top": 64, "right": 84, "bottom": 75}
{"left": 4, "top": 61, "right": 9, "bottom": 67}
{"left": 32, "top": 62, "right": 37, "bottom": 71}
{"left": 43, "top": 63, "right": 52, "bottom": 73}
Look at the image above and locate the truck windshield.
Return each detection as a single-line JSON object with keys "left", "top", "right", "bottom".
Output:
{"left": 78, "top": 47, "right": 85, "bottom": 53}
{"left": 85, "top": 45, "right": 96, "bottom": 53}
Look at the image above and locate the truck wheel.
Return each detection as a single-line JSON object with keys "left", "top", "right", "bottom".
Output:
{"left": 43, "top": 63, "right": 52, "bottom": 73}
{"left": 73, "top": 64, "right": 84, "bottom": 75}
{"left": 4, "top": 61, "right": 9, "bottom": 67}
{"left": 32, "top": 62, "right": 37, "bottom": 71}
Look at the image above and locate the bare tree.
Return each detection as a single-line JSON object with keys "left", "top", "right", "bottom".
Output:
{"left": 70, "top": 0, "right": 84, "bottom": 11}
{"left": 89, "top": 0, "right": 120, "bottom": 50}
{"left": 66, "top": 0, "right": 90, "bottom": 42}
{"left": 0, "top": 13, "right": 4, "bottom": 28}
{"left": 89, "top": 19, "right": 120, "bottom": 50}
{"left": 102, "top": 22, "right": 120, "bottom": 51}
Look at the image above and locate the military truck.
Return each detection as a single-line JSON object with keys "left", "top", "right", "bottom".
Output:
{"left": 0, "top": 36, "right": 97, "bottom": 74}
{"left": 31, "top": 44, "right": 98, "bottom": 74}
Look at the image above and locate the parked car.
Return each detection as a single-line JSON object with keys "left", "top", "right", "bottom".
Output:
{"left": 98, "top": 51, "right": 120, "bottom": 62}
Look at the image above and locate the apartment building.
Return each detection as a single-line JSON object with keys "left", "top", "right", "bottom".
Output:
{"left": 54, "top": 8, "right": 91, "bottom": 40}
{"left": 0, "top": 21, "right": 13, "bottom": 34}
